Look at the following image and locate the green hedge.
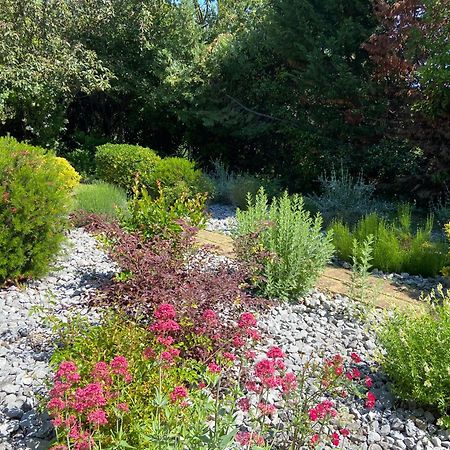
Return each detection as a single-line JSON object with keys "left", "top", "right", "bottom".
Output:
{"left": 0, "top": 136, "right": 70, "bottom": 282}
{"left": 95, "top": 143, "right": 161, "bottom": 192}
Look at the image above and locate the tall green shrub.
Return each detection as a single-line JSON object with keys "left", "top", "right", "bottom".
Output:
{"left": 0, "top": 136, "right": 70, "bottom": 282}
{"left": 95, "top": 143, "right": 161, "bottom": 192}
{"left": 235, "top": 189, "right": 334, "bottom": 300}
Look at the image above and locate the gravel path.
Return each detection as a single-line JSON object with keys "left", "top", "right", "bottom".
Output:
{"left": 1, "top": 222, "right": 449, "bottom": 449}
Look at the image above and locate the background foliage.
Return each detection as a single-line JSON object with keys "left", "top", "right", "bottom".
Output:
{"left": 0, "top": 0, "right": 448, "bottom": 201}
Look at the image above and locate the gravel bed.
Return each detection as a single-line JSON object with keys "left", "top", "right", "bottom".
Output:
{"left": 206, "top": 203, "right": 237, "bottom": 235}
{"left": 1, "top": 224, "right": 449, "bottom": 449}
{"left": 0, "top": 229, "right": 116, "bottom": 450}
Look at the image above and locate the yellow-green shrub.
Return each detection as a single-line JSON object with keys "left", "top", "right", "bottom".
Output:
{"left": 0, "top": 136, "right": 70, "bottom": 282}
{"left": 50, "top": 156, "right": 81, "bottom": 191}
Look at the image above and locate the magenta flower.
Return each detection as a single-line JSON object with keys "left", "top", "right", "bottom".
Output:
{"left": 266, "top": 346, "right": 284, "bottom": 359}
{"left": 87, "top": 409, "right": 108, "bottom": 426}
{"left": 154, "top": 303, "right": 176, "bottom": 320}
{"left": 170, "top": 386, "right": 188, "bottom": 403}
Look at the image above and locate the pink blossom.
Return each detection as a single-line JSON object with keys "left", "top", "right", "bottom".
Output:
{"left": 223, "top": 352, "right": 236, "bottom": 362}
{"left": 254, "top": 359, "right": 275, "bottom": 379}
{"left": 156, "top": 336, "right": 174, "bottom": 346}
{"left": 202, "top": 309, "right": 217, "bottom": 323}
{"left": 170, "top": 386, "right": 188, "bottom": 403}
{"left": 232, "top": 335, "right": 245, "bottom": 348}
{"left": 331, "top": 431, "right": 340, "bottom": 446}
{"left": 161, "top": 351, "right": 174, "bottom": 362}
{"left": 49, "top": 381, "right": 71, "bottom": 398}
{"left": 47, "top": 398, "right": 65, "bottom": 411}
{"left": 73, "top": 383, "right": 106, "bottom": 413}
{"left": 56, "top": 361, "right": 80, "bottom": 384}
{"left": 238, "top": 397, "right": 250, "bottom": 412}
{"left": 340, "top": 428, "right": 350, "bottom": 437}
{"left": 110, "top": 356, "right": 129, "bottom": 376}
{"left": 50, "top": 445, "right": 68, "bottom": 450}
{"left": 258, "top": 402, "right": 276, "bottom": 416}
{"left": 309, "top": 408, "right": 319, "bottom": 421}
{"left": 281, "top": 372, "right": 297, "bottom": 393}
{"left": 310, "top": 434, "right": 319, "bottom": 444}
{"left": 238, "top": 312, "right": 257, "bottom": 328}
{"left": 266, "top": 346, "right": 284, "bottom": 359}
{"left": 207, "top": 362, "right": 222, "bottom": 374}
{"left": 365, "top": 376, "right": 373, "bottom": 388}
{"left": 351, "top": 352, "right": 362, "bottom": 363}
{"left": 247, "top": 328, "right": 260, "bottom": 340}
{"left": 261, "top": 376, "right": 282, "bottom": 389}
{"left": 235, "top": 431, "right": 264, "bottom": 447}
{"left": 117, "top": 403, "right": 129, "bottom": 412}
{"left": 365, "top": 391, "right": 376, "bottom": 409}
{"left": 87, "top": 409, "right": 108, "bottom": 426}
{"left": 51, "top": 416, "right": 63, "bottom": 427}
{"left": 91, "top": 362, "right": 111, "bottom": 384}
{"left": 143, "top": 347, "right": 156, "bottom": 360}
{"left": 245, "top": 350, "right": 257, "bottom": 360}
{"left": 150, "top": 319, "right": 180, "bottom": 333}
{"left": 154, "top": 303, "right": 176, "bottom": 320}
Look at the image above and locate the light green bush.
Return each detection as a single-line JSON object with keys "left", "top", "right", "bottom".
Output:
{"left": 331, "top": 207, "right": 448, "bottom": 277}
{"left": 73, "top": 182, "right": 128, "bottom": 219}
{"left": 0, "top": 136, "right": 69, "bottom": 282}
{"left": 95, "top": 143, "right": 161, "bottom": 192}
{"left": 235, "top": 189, "right": 334, "bottom": 300}
{"left": 147, "top": 157, "right": 212, "bottom": 204}
{"left": 122, "top": 183, "right": 207, "bottom": 241}
{"left": 378, "top": 286, "right": 450, "bottom": 427}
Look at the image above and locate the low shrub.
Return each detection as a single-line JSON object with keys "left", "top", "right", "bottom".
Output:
{"left": 147, "top": 157, "right": 212, "bottom": 204}
{"left": 443, "top": 223, "right": 450, "bottom": 278}
{"left": 81, "top": 214, "right": 254, "bottom": 318}
{"left": 121, "top": 182, "right": 207, "bottom": 240}
{"left": 378, "top": 286, "right": 450, "bottom": 427}
{"left": 0, "top": 136, "right": 70, "bottom": 282}
{"left": 307, "top": 168, "right": 391, "bottom": 225}
{"left": 46, "top": 308, "right": 373, "bottom": 449}
{"left": 331, "top": 206, "right": 448, "bottom": 277}
{"left": 95, "top": 143, "right": 161, "bottom": 192}
{"left": 234, "top": 189, "right": 334, "bottom": 300}
{"left": 73, "top": 182, "right": 128, "bottom": 220}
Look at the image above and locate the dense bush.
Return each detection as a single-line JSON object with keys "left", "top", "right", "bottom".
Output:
{"left": 147, "top": 157, "right": 212, "bottom": 204}
{"left": 50, "top": 156, "right": 81, "bottom": 191}
{"left": 235, "top": 189, "right": 334, "bottom": 300}
{"left": 0, "top": 136, "right": 70, "bottom": 282}
{"left": 378, "top": 287, "right": 450, "bottom": 427}
{"left": 73, "top": 182, "right": 128, "bottom": 220}
{"left": 331, "top": 206, "right": 448, "bottom": 277}
{"left": 95, "top": 143, "right": 161, "bottom": 192}
{"left": 65, "top": 148, "right": 97, "bottom": 181}
{"left": 443, "top": 223, "right": 450, "bottom": 279}
{"left": 306, "top": 169, "right": 391, "bottom": 226}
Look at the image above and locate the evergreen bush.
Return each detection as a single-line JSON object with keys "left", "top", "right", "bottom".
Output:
{"left": 95, "top": 143, "right": 161, "bottom": 192}
{"left": 0, "top": 136, "right": 70, "bottom": 282}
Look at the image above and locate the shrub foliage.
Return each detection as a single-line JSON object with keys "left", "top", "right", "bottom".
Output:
{"left": 0, "top": 136, "right": 70, "bottom": 282}
{"left": 235, "top": 189, "right": 334, "bottom": 300}
{"left": 331, "top": 206, "right": 448, "bottom": 277}
{"left": 378, "top": 287, "right": 450, "bottom": 427}
{"left": 95, "top": 143, "right": 161, "bottom": 192}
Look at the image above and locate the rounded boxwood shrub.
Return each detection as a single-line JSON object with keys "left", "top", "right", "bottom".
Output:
{"left": 0, "top": 136, "right": 71, "bottom": 282}
{"left": 147, "top": 157, "right": 212, "bottom": 204}
{"left": 95, "top": 143, "right": 161, "bottom": 192}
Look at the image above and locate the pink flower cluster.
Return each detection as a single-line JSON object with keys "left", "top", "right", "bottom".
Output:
{"left": 48, "top": 358, "right": 132, "bottom": 450}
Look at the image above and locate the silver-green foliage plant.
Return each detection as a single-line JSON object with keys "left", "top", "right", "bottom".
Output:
{"left": 235, "top": 188, "right": 334, "bottom": 300}
{"left": 307, "top": 168, "right": 391, "bottom": 225}
{"left": 378, "top": 286, "right": 450, "bottom": 428}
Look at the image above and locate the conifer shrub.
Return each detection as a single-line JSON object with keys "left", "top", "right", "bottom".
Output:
{"left": 378, "top": 287, "right": 450, "bottom": 427}
{"left": 95, "top": 143, "right": 161, "bottom": 192}
{"left": 0, "top": 136, "right": 70, "bottom": 282}
{"left": 234, "top": 189, "right": 334, "bottom": 300}
{"left": 331, "top": 206, "right": 448, "bottom": 277}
